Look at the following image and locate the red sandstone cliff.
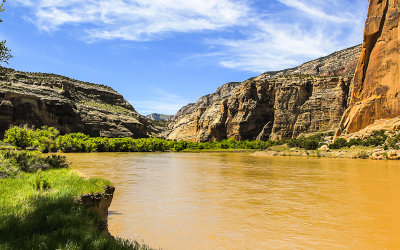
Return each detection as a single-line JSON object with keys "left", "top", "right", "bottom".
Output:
{"left": 340, "top": 0, "right": 399, "bottom": 134}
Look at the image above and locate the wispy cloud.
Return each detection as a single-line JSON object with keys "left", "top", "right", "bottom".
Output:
{"left": 13, "top": 0, "right": 249, "bottom": 41}
{"left": 276, "top": 0, "right": 354, "bottom": 23}
{"left": 204, "top": 0, "right": 367, "bottom": 72}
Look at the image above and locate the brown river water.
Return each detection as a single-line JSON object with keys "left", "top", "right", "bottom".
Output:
{"left": 67, "top": 152, "right": 400, "bottom": 249}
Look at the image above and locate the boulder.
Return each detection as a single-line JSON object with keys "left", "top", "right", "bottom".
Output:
{"left": 318, "top": 145, "right": 329, "bottom": 151}
{"left": 370, "top": 151, "right": 387, "bottom": 160}
{"left": 387, "top": 150, "right": 400, "bottom": 160}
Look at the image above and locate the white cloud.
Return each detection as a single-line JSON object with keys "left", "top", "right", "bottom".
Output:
{"left": 14, "top": 0, "right": 250, "bottom": 41}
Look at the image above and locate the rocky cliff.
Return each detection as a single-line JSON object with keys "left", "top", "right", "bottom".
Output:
{"left": 172, "top": 82, "right": 241, "bottom": 119}
{"left": 146, "top": 113, "right": 173, "bottom": 121}
{"left": 339, "top": 0, "right": 399, "bottom": 134}
{"left": 0, "top": 67, "right": 156, "bottom": 138}
{"left": 166, "top": 45, "right": 362, "bottom": 142}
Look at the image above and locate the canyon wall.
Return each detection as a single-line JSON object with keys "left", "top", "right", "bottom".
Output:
{"left": 340, "top": 0, "right": 400, "bottom": 134}
{"left": 0, "top": 67, "right": 156, "bottom": 138}
{"left": 166, "top": 45, "right": 362, "bottom": 142}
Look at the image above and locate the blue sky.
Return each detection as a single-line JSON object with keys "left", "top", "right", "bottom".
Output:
{"left": 2, "top": 0, "right": 368, "bottom": 115}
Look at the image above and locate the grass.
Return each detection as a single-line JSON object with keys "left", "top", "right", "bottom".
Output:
{"left": 0, "top": 151, "right": 152, "bottom": 250}
{"left": 81, "top": 100, "right": 132, "bottom": 115}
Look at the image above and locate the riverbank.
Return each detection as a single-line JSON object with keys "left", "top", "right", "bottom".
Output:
{"left": 0, "top": 150, "right": 151, "bottom": 249}
{"left": 251, "top": 144, "right": 382, "bottom": 160}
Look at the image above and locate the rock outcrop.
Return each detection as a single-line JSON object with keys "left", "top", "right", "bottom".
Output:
{"left": 76, "top": 186, "right": 115, "bottom": 232}
{"left": 166, "top": 45, "right": 362, "bottom": 142}
{"left": 146, "top": 113, "right": 173, "bottom": 121}
{"left": 172, "top": 82, "right": 241, "bottom": 120}
{"left": 0, "top": 67, "right": 156, "bottom": 138}
{"left": 340, "top": 0, "right": 399, "bottom": 134}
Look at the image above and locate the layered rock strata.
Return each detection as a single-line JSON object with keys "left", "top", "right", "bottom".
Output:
{"left": 0, "top": 67, "right": 155, "bottom": 138}
{"left": 340, "top": 0, "right": 400, "bottom": 134}
{"left": 166, "top": 45, "right": 362, "bottom": 142}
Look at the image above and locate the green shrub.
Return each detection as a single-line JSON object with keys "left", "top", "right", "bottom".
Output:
{"left": 55, "top": 133, "right": 89, "bottom": 152}
{"left": 3, "top": 126, "right": 33, "bottom": 149}
{"left": 31, "top": 126, "right": 60, "bottom": 152}
{"left": 363, "top": 130, "right": 387, "bottom": 147}
{"left": 172, "top": 141, "right": 188, "bottom": 152}
{"left": 0, "top": 150, "right": 68, "bottom": 177}
{"left": 287, "top": 134, "right": 323, "bottom": 150}
{"left": 303, "top": 140, "right": 319, "bottom": 150}
{"left": 347, "top": 138, "right": 363, "bottom": 147}
{"left": 385, "top": 133, "right": 400, "bottom": 149}
{"left": 329, "top": 138, "right": 348, "bottom": 149}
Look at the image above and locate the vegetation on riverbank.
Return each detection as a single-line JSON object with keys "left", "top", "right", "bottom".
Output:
{"left": 0, "top": 150, "right": 151, "bottom": 249}
{"left": 2, "top": 126, "right": 275, "bottom": 152}
{"left": 3, "top": 126, "right": 400, "bottom": 156}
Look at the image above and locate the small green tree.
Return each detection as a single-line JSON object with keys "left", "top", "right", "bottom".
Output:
{"left": 4, "top": 126, "right": 33, "bottom": 149}
{"left": 32, "top": 126, "right": 60, "bottom": 152}
{"left": 0, "top": 1, "right": 12, "bottom": 64}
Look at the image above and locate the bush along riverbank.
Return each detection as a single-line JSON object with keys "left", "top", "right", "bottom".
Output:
{"left": 254, "top": 130, "right": 400, "bottom": 160}
{"left": 3, "top": 126, "right": 400, "bottom": 160}
{"left": 2, "top": 126, "right": 275, "bottom": 153}
{"left": 0, "top": 150, "right": 151, "bottom": 249}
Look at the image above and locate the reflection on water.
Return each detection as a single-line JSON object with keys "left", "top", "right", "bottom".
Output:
{"left": 68, "top": 153, "right": 400, "bottom": 249}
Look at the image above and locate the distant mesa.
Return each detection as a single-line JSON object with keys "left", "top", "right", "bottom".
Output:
{"left": 146, "top": 113, "right": 173, "bottom": 121}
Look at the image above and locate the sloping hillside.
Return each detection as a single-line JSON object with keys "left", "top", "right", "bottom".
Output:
{"left": 0, "top": 67, "right": 156, "bottom": 138}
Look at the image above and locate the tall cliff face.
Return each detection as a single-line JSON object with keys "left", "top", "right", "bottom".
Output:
{"left": 172, "top": 82, "right": 241, "bottom": 119}
{"left": 340, "top": 0, "right": 399, "bottom": 134}
{"left": 166, "top": 45, "right": 361, "bottom": 142}
{"left": 0, "top": 67, "right": 156, "bottom": 138}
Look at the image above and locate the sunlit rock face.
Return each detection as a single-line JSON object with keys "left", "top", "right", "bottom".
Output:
{"left": 340, "top": 0, "right": 400, "bottom": 134}
{"left": 166, "top": 45, "right": 362, "bottom": 142}
{"left": 0, "top": 67, "right": 156, "bottom": 138}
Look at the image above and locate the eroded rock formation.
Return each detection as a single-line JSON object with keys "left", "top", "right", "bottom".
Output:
{"left": 340, "top": 0, "right": 399, "bottom": 134}
{"left": 166, "top": 45, "right": 362, "bottom": 142}
{"left": 76, "top": 186, "right": 115, "bottom": 232}
{"left": 0, "top": 67, "right": 156, "bottom": 138}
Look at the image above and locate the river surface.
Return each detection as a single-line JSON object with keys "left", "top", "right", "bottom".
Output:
{"left": 68, "top": 152, "right": 400, "bottom": 249}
